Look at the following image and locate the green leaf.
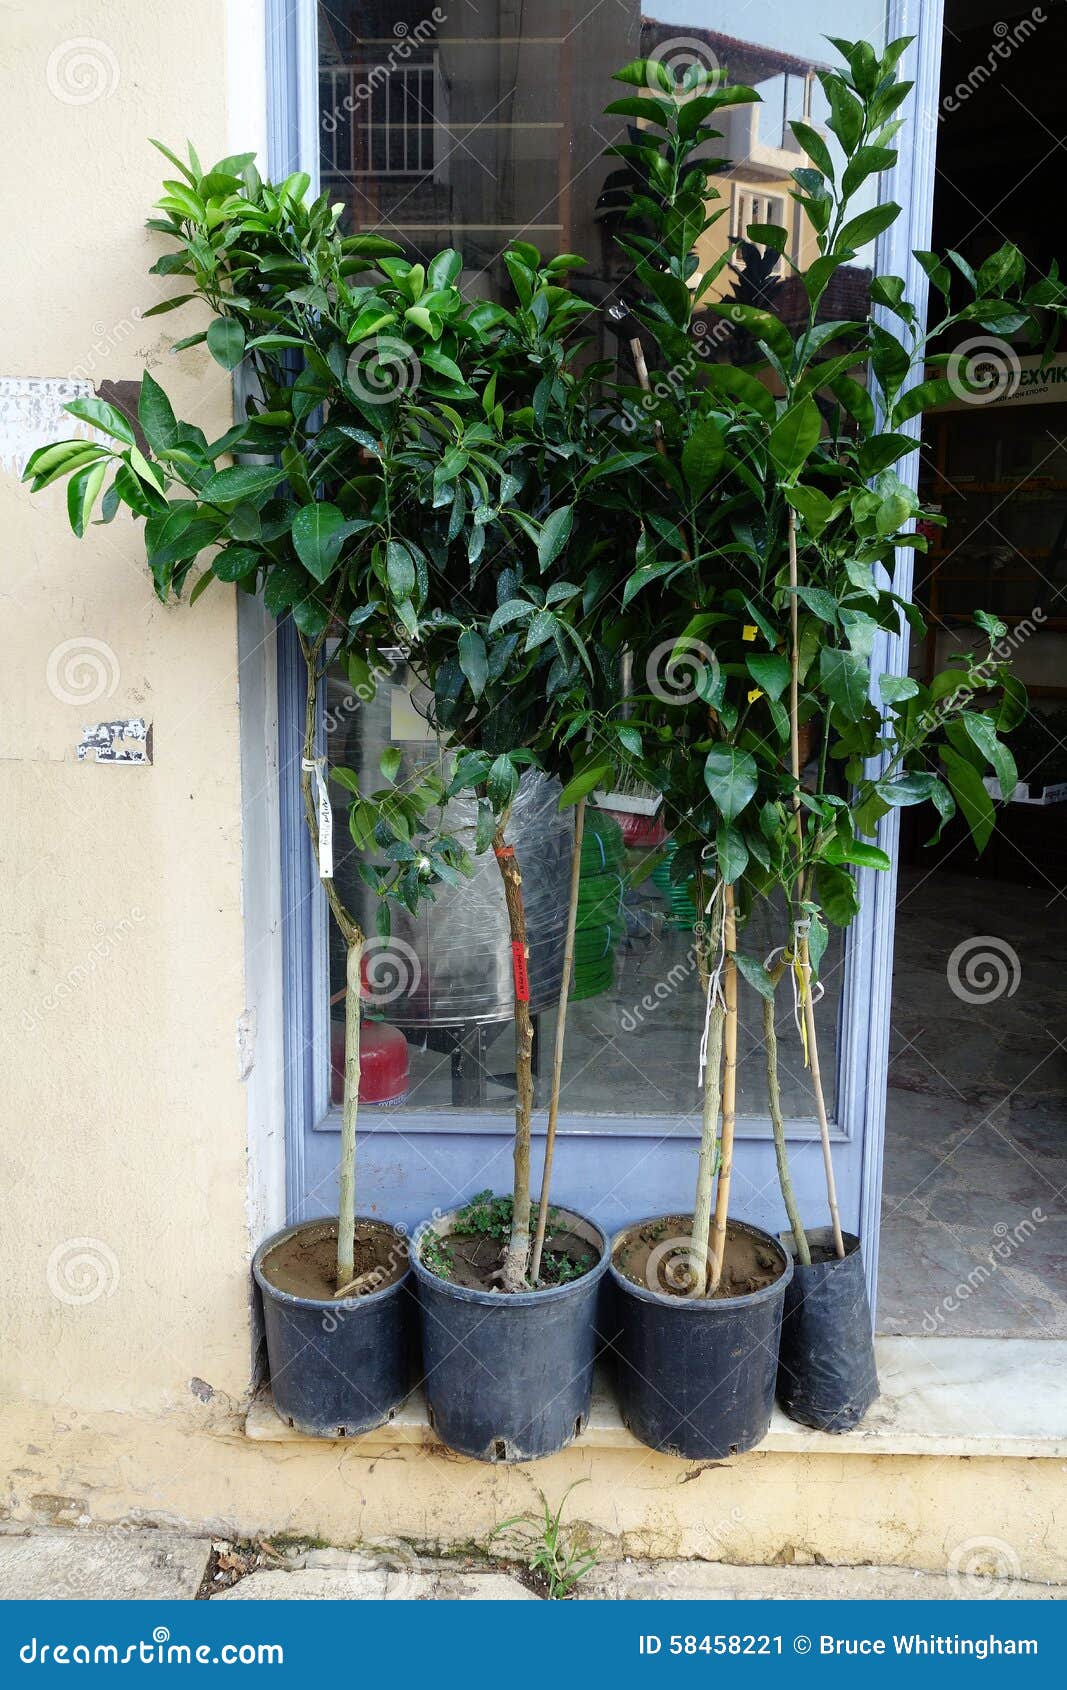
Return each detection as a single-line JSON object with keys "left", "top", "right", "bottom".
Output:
{"left": 380, "top": 746, "right": 403, "bottom": 784}
{"left": 734, "top": 951, "right": 776, "bottom": 1001}
{"left": 710, "top": 303, "right": 793, "bottom": 363}
{"left": 427, "top": 248, "right": 462, "bottom": 289}
{"left": 835, "top": 201, "right": 900, "bottom": 255}
{"left": 537, "top": 505, "right": 573, "bottom": 571}
{"left": 703, "top": 746, "right": 758, "bottom": 823}
{"left": 892, "top": 378, "right": 957, "bottom": 425}
{"left": 138, "top": 371, "right": 179, "bottom": 453}
{"left": 386, "top": 540, "right": 416, "bottom": 601}
{"left": 681, "top": 418, "right": 725, "bottom": 498}
{"left": 292, "top": 502, "right": 346, "bottom": 583}
{"left": 823, "top": 836, "right": 891, "bottom": 871}
{"left": 817, "top": 863, "right": 860, "bottom": 926}
{"left": 820, "top": 648, "right": 869, "bottom": 719}
{"left": 558, "top": 757, "right": 613, "bottom": 809}
{"left": 874, "top": 771, "right": 940, "bottom": 807}
{"left": 64, "top": 396, "right": 135, "bottom": 445}
{"left": 716, "top": 823, "right": 749, "bottom": 886}
{"left": 201, "top": 464, "right": 285, "bottom": 503}
{"left": 769, "top": 399, "right": 821, "bottom": 479}
{"left": 487, "top": 754, "right": 521, "bottom": 813}
{"left": 701, "top": 364, "right": 776, "bottom": 425}
{"left": 785, "top": 482, "right": 833, "bottom": 538}
{"left": 213, "top": 545, "right": 260, "bottom": 582}
{"left": 206, "top": 317, "right": 246, "bottom": 371}
{"left": 879, "top": 673, "right": 918, "bottom": 704}
{"left": 457, "top": 629, "right": 488, "bottom": 699}
{"left": 745, "top": 653, "right": 790, "bottom": 701}
{"left": 67, "top": 459, "right": 107, "bottom": 537}
{"left": 940, "top": 745, "right": 996, "bottom": 852}
{"left": 960, "top": 712, "right": 1017, "bottom": 800}
{"left": 791, "top": 120, "right": 835, "bottom": 180}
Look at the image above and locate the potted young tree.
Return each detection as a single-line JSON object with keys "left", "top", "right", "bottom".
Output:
{"left": 581, "top": 39, "right": 1060, "bottom": 1456}
{"left": 23, "top": 146, "right": 523, "bottom": 1436}
{"left": 401, "top": 243, "right": 646, "bottom": 1461}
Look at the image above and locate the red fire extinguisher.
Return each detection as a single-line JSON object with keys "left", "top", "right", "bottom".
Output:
{"left": 329, "top": 959, "right": 410, "bottom": 1108}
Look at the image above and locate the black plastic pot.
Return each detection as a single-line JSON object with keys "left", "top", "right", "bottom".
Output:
{"left": 606, "top": 1215, "right": 792, "bottom": 1459}
{"left": 410, "top": 1205, "right": 609, "bottom": 1462}
{"left": 253, "top": 1219, "right": 415, "bottom": 1437}
{"left": 776, "top": 1227, "right": 879, "bottom": 1432}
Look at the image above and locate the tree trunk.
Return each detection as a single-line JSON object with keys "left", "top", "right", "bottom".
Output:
{"left": 530, "top": 798, "right": 586, "bottom": 1285}
{"left": 297, "top": 631, "right": 364, "bottom": 1290}
{"left": 494, "top": 830, "right": 533, "bottom": 1292}
{"left": 786, "top": 508, "right": 845, "bottom": 1261}
{"left": 707, "top": 883, "right": 739, "bottom": 1294}
{"left": 688, "top": 1002, "right": 725, "bottom": 1293}
{"left": 763, "top": 977, "right": 811, "bottom": 1267}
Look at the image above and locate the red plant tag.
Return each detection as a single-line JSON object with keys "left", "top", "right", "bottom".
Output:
{"left": 511, "top": 941, "right": 530, "bottom": 1002}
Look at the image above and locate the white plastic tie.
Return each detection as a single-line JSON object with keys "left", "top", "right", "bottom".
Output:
{"left": 302, "top": 756, "right": 333, "bottom": 880}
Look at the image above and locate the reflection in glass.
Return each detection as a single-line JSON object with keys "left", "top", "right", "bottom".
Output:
{"left": 316, "top": 0, "right": 887, "bottom": 1119}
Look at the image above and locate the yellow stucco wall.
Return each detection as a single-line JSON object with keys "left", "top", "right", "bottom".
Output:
{"left": 1, "top": 4, "right": 1063, "bottom": 1584}
{"left": 0, "top": 1, "right": 259, "bottom": 1446}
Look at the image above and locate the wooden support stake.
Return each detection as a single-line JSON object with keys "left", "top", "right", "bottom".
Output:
{"left": 530, "top": 797, "right": 586, "bottom": 1284}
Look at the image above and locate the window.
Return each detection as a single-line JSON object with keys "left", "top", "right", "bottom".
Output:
{"left": 278, "top": 0, "right": 921, "bottom": 1262}
{"left": 732, "top": 187, "right": 788, "bottom": 242}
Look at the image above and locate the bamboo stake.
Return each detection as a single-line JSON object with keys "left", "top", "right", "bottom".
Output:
{"left": 787, "top": 507, "right": 845, "bottom": 1259}
{"left": 763, "top": 967, "right": 811, "bottom": 1268}
{"left": 707, "top": 883, "right": 739, "bottom": 1294}
{"left": 494, "top": 828, "right": 535, "bottom": 1292}
{"left": 530, "top": 797, "right": 587, "bottom": 1284}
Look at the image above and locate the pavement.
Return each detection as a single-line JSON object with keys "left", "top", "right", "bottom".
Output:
{"left": 0, "top": 1528, "right": 1063, "bottom": 1600}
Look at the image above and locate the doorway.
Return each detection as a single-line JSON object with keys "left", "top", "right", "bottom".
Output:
{"left": 878, "top": 0, "right": 1067, "bottom": 1337}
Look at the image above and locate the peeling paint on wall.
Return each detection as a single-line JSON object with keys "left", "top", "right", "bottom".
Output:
{"left": 0, "top": 377, "right": 99, "bottom": 475}
{"left": 77, "top": 719, "right": 152, "bottom": 765}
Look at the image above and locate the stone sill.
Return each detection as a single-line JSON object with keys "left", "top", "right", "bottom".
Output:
{"left": 245, "top": 1336, "right": 1067, "bottom": 1459}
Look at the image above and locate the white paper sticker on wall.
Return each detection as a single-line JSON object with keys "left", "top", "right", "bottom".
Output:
{"left": 0, "top": 376, "right": 98, "bottom": 476}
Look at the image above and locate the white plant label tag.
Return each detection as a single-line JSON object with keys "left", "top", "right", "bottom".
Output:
{"left": 302, "top": 756, "right": 333, "bottom": 880}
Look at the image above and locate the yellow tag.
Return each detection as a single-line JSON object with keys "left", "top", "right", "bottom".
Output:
{"left": 747, "top": 687, "right": 763, "bottom": 704}
{"left": 742, "top": 624, "right": 758, "bottom": 642}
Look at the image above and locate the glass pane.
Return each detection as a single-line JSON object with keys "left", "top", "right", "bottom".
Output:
{"left": 318, "top": 0, "right": 888, "bottom": 1120}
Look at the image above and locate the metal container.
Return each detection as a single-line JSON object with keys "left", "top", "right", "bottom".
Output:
{"left": 326, "top": 662, "right": 571, "bottom": 1025}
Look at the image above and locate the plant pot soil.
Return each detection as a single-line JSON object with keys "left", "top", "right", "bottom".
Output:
{"left": 776, "top": 1227, "right": 879, "bottom": 1432}
{"left": 606, "top": 1213, "right": 791, "bottom": 1459}
{"left": 410, "top": 1203, "right": 609, "bottom": 1462}
{"left": 253, "top": 1218, "right": 415, "bottom": 1438}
